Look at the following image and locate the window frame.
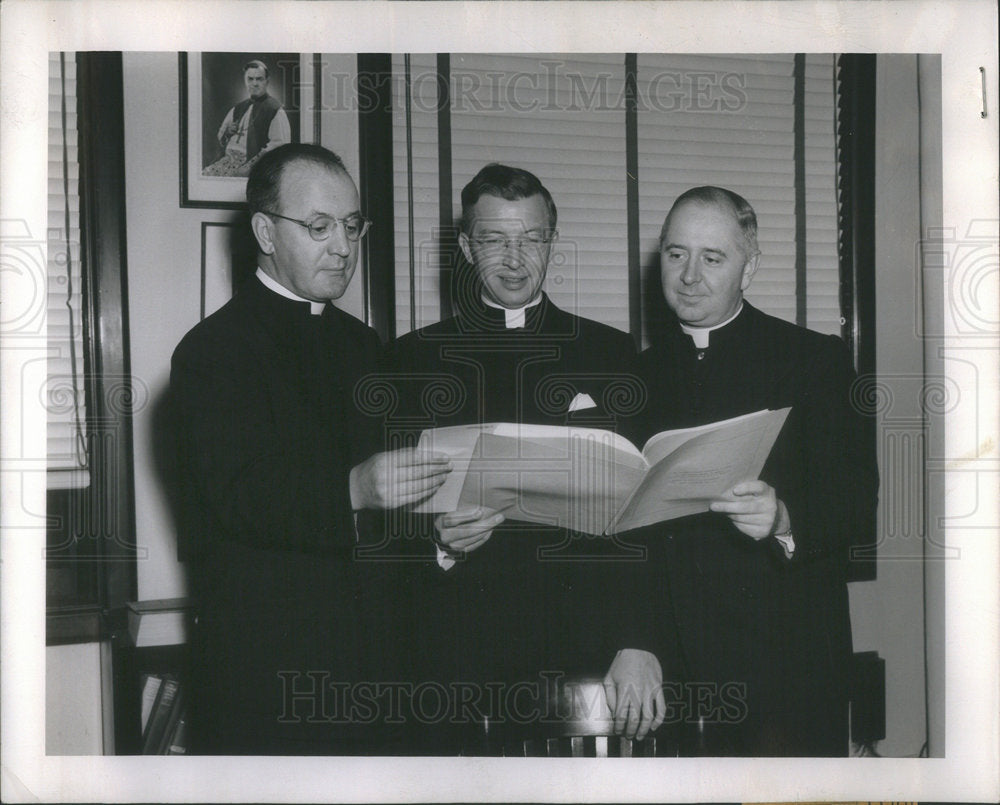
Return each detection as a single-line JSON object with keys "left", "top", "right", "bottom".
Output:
{"left": 836, "top": 53, "right": 878, "bottom": 582}
{"left": 46, "top": 52, "right": 137, "bottom": 647}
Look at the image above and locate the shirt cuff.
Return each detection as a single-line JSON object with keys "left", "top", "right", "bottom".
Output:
{"left": 436, "top": 545, "right": 456, "bottom": 571}
{"left": 773, "top": 531, "right": 796, "bottom": 559}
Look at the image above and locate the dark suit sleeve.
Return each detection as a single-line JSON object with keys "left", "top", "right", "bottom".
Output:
{"left": 171, "top": 335, "right": 356, "bottom": 556}
{"left": 767, "top": 335, "right": 879, "bottom": 567}
{"left": 363, "top": 337, "right": 444, "bottom": 562}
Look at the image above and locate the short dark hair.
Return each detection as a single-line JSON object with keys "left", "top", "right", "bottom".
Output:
{"left": 660, "top": 186, "right": 759, "bottom": 257}
{"left": 246, "top": 143, "right": 348, "bottom": 216}
{"left": 460, "top": 163, "right": 557, "bottom": 233}
{"left": 243, "top": 59, "right": 269, "bottom": 78}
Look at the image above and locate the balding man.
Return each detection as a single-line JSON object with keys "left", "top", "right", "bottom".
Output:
{"left": 172, "top": 143, "right": 450, "bottom": 753}
{"left": 627, "top": 186, "right": 878, "bottom": 756}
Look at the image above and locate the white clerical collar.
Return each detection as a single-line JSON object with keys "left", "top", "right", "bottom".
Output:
{"left": 481, "top": 294, "right": 542, "bottom": 329}
{"left": 256, "top": 267, "right": 326, "bottom": 315}
{"left": 680, "top": 302, "right": 743, "bottom": 349}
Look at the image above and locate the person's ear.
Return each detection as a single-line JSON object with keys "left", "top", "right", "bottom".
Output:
{"left": 251, "top": 212, "right": 275, "bottom": 255}
{"left": 740, "top": 251, "right": 760, "bottom": 291}
{"left": 539, "top": 230, "right": 558, "bottom": 271}
{"left": 458, "top": 231, "right": 474, "bottom": 265}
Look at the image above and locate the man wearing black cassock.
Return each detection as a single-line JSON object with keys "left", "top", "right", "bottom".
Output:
{"left": 627, "top": 186, "right": 879, "bottom": 756}
{"left": 171, "top": 143, "right": 451, "bottom": 754}
{"left": 383, "top": 164, "right": 667, "bottom": 752}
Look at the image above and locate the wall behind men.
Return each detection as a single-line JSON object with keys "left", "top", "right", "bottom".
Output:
{"left": 847, "top": 53, "right": 939, "bottom": 758}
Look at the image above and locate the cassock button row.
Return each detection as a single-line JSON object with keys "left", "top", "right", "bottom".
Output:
{"left": 697, "top": 351, "right": 706, "bottom": 360}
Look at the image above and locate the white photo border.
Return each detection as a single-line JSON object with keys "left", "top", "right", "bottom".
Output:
{"left": 1, "top": 1, "right": 997, "bottom": 803}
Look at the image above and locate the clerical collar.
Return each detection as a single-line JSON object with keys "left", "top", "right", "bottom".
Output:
{"left": 256, "top": 267, "right": 326, "bottom": 315}
{"left": 679, "top": 302, "right": 744, "bottom": 349}
{"left": 481, "top": 294, "right": 542, "bottom": 329}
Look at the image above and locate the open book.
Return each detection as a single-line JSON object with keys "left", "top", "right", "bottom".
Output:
{"left": 415, "top": 407, "right": 790, "bottom": 535}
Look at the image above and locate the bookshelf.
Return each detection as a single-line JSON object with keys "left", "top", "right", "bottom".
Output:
{"left": 110, "top": 598, "right": 193, "bottom": 754}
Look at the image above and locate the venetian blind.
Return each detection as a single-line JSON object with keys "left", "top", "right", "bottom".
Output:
{"left": 636, "top": 53, "right": 841, "bottom": 343}
{"left": 448, "top": 53, "right": 630, "bottom": 334}
{"left": 393, "top": 54, "right": 631, "bottom": 336}
{"left": 392, "top": 53, "right": 842, "bottom": 343}
{"left": 47, "top": 52, "right": 89, "bottom": 488}
{"left": 391, "top": 53, "right": 441, "bottom": 336}
{"left": 803, "top": 53, "right": 841, "bottom": 336}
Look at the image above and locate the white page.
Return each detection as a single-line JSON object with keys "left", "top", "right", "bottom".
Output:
{"left": 640, "top": 408, "right": 781, "bottom": 466}
{"left": 416, "top": 422, "right": 645, "bottom": 515}
{"left": 413, "top": 423, "right": 497, "bottom": 513}
{"left": 610, "top": 407, "right": 790, "bottom": 533}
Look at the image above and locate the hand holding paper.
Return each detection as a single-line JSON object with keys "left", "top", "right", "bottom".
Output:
{"left": 349, "top": 447, "right": 452, "bottom": 510}
{"left": 435, "top": 506, "right": 505, "bottom": 554}
{"left": 709, "top": 479, "right": 781, "bottom": 540}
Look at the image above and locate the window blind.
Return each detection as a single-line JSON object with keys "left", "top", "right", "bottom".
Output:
{"left": 391, "top": 53, "right": 441, "bottom": 336}
{"left": 47, "top": 52, "right": 89, "bottom": 488}
{"left": 637, "top": 53, "right": 841, "bottom": 342}
{"left": 392, "top": 53, "right": 843, "bottom": 344}
{"left": 637, "top": 54, "right": 797, "bottom": 340}
{"left": 803, "top": 53, "right": 841, "bottom": 336}
{"left": 448, "top": 53, "right": 630, "bottom": 334}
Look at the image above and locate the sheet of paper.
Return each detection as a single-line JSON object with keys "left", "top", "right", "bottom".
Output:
{"left": 412, "top": 423, "right": 496, "bottom": 513}
{"left": 640, "top": 408, "right": 782, "bottom": 465}
{"left": 414, "top": 423, "right": 645, "bottom": 517}
{"left": 456, "top": 431, "right": 647, "bottom": 535}
{"left": 609, "top": 407, "right": 790, "bottom": 534}
{"left": 492, "top": 422, "right": 644, "bottom": 461}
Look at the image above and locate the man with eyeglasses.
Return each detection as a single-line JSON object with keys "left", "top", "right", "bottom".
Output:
{"left": 171, "top": 143, "right": 452, "bottom": 754}
{"left": 383, "top": 164, "right": 667, "bottom": 753}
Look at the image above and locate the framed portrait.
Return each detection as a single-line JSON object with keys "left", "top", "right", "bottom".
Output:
{"left": 180, "top": 52, "right": 317, "bottom": 208}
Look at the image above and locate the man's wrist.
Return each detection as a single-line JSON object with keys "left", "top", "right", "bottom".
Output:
{"left": 349, "top": 465, "right": 362, "bottom": 511}
{"left": 771, "top": 499, "right": 791, "bottom": 537}
{"left": 771, "top": 500, "right": 795, "bottom": 558}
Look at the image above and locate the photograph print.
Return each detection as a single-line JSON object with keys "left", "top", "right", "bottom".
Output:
{"left": 51, "top": 48, "right": 944, "bottom": 763}
{"left": 181, "top": 51, "right": 304, "bottom": 207}
{"left": 5, "top": 0, "right": 996, "bottom": 801}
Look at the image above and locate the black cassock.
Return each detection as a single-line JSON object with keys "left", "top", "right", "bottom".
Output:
{"left": 171, "top": 276, "right": 392, "bottom": 754}
{"left": 381, "top": 294, "right": 660, "bottom": 752}
{"left": 624, "top": 302, "right": 879, "bottom": 756}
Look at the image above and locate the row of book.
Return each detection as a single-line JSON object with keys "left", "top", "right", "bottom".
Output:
{"left": 140, "top": 673, "right": 187, "bottom": 754}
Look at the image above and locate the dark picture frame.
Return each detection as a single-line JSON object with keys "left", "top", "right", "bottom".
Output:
{"left": 179, "top": 52, "right": 316, "bottom": 209}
